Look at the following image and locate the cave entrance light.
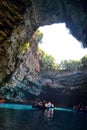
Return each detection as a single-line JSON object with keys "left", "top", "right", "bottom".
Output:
{"left": 38, "top": 23, "right": 87, "bottom": 64}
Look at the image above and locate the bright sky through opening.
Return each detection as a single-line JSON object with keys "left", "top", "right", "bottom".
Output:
{"left": 39, "top": 23, "right": 87, "bottom": 63}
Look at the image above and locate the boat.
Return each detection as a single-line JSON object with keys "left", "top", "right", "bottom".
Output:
{"left": 32, "top": 101, "right": 55, "bottom": 109}
{"left": 32, "top": 104, "right": 55, "bottom": 109}
{"left": 73, "top": 105, "right": 87, "bottom": 112}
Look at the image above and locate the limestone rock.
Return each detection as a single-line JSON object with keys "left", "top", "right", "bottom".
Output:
{"left": 0, "top": 0, "right": 87, "bottom": 103}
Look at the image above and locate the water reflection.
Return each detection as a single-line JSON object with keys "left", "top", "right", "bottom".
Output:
{"left": 44, "top": 109, "right": 54, "bottom": 119}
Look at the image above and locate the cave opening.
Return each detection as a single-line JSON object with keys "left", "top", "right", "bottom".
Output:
{"left": 38, "top": 23, "right": 87, "bottom": 65}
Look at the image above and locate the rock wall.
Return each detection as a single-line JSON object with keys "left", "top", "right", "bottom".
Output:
{"left": 0, "top": 0, "right": 87, "bottom": 82}
{"left": 0, "top": 0, "right": 87, "bottom": 103}
{"left": 0, "top": 35, "right": 41, "bottom": 100}
{"left": 29, "top": 71, "right": 87, "bottom": 107}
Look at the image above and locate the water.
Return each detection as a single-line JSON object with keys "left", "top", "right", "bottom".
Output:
{"left": 0, "top": 104, "right": 87, "bottom": 130}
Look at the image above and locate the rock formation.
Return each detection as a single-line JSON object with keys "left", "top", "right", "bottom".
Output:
{"left": 0, "top": 0, "right": 87, "bottom": 104}
{"left": 38, "top": 71, "right": 87, "bottom": 107}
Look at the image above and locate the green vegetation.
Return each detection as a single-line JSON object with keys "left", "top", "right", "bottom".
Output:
{"left": 34, "top": 29, "right": 87, "bottom": 73}
{"left": 39, "top": 47, "right": 87, "bottom": 72}
{"left": 59, "top": 60, "right": 81, "bottom": 71}
{"left": 34, "top": 29, "right": 43, "bottom": 44}
{"left": 38, "top": 48, "right": 60, "bottom": 72}
{"left": 21, "top": 42, "right": 30, "bottom": 54}
{"left": 81, "top": 55, "right": 87, "bottom": 69}
{"left": 60, "top": 55, "right": 87, "bottom": 71}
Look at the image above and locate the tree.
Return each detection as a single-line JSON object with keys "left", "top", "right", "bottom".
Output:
{"left": 34, "top": 29, "right": 43, "bottom": 44}
{"left": 59, "top": 59, "right": 81, "bottom": 71}
{"left": 38, "top": 48, "right": 60, "bottom": 72}
{"left": 81, "top": 55, "right": 87, "bottom": 69}
{"left": 29, "top": 29, "right": 43, "bottom": 45}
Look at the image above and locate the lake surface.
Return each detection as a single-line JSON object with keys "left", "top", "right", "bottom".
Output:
{"left": 0, "top": 104, "right": 87, "bottom": 130}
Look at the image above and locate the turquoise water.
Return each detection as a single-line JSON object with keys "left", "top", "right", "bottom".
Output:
{"left": 0, "top": 103, "right": 87, "bottom": 130}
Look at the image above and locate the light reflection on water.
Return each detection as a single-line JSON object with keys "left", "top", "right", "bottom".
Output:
{"left": 0, "top": 104, "right": 87, "bottom": 130}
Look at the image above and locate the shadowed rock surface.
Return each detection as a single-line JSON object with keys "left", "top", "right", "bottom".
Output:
{"left": 38, "top": 71, "right": 87, "bottom": 107}
{"left": 0, "top": 0, "right": 87, "bottom": 105}
{"left": 19, "top": 70, "right": 87, "bottom": 107}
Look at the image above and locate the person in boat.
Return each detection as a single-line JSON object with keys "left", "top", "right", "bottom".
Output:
{"left": 32, "top": 100, "right": 44, "bottom": 108}
{"left": 73, "top": 103, "right": 87, "bottom": 112}
{"left": 42, "top": 100, "right": 47, "bottom": 107}
{"left": 79, "top": 104, "right": 84, "bottom": 111}
{"left": 38, "top": 101, "right": 43, "bottom": 107}
{"left": 32, "top": 100, "right": 38, "bottom": 107}
{"left": 32, "top": 100, "right": 55, "bottom": 109}
{"left": 51, "top": 103, "right": 54, "bottom": 108}
{"left": 45, "top": 102, "right": 54, "bottom": 108}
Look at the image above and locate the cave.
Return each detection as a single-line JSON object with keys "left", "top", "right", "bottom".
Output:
{"left": 0, "top": 0, "right": 87, "bottom": 106}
